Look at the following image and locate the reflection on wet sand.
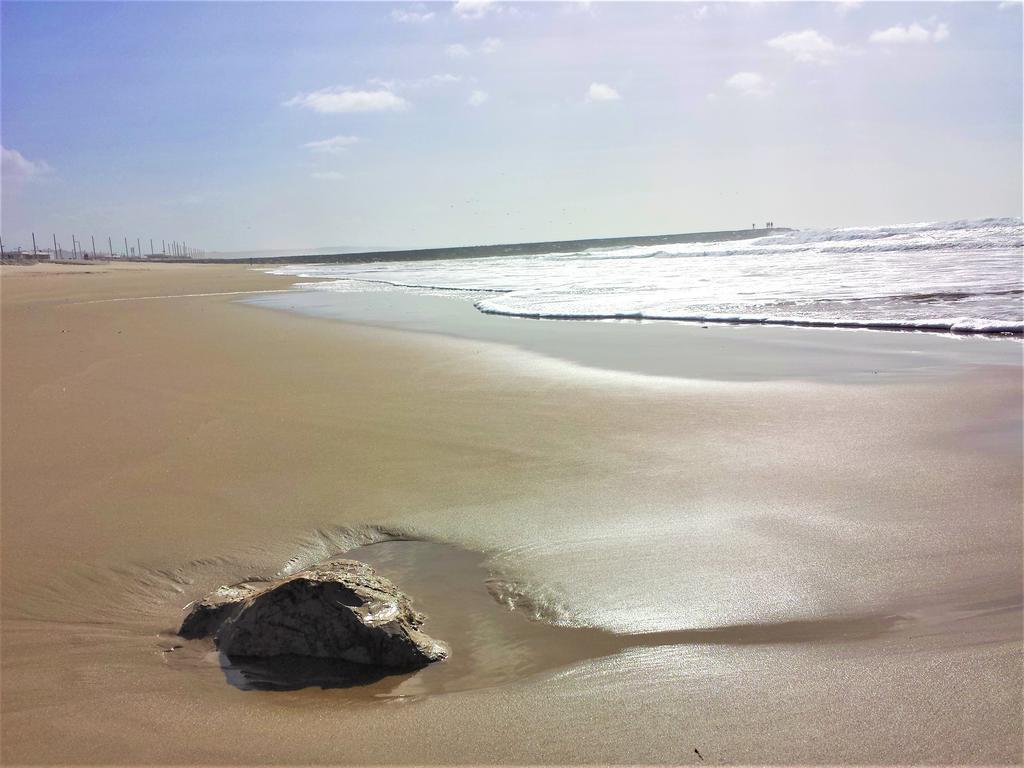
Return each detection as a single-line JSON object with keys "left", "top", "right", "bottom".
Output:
{"left": 179, "top": 540, "right": 914, "bottom": 696}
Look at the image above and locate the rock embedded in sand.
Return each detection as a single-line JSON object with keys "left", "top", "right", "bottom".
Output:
{"left": 179, "top": 559, "right": 448, "bottom": 669}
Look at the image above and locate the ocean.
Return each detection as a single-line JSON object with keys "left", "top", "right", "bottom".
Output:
{"left": 271, "top": 217, "right": 1023, "bottom": 335}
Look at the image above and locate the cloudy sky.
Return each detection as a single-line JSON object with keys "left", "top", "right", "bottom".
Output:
{"left": 2, "top": 1, "right": 1021, "bottom": 253}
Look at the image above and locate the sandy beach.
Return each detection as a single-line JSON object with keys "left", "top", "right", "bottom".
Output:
{"left": 2, "top": 261, "right": 1021, "bottom": 765}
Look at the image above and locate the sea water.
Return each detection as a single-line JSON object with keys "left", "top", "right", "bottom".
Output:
{"left": 271, "top": 217, "right": 1023, "bottom": 335}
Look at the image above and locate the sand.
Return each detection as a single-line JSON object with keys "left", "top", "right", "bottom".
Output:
{"left": 1, "top": 261, "right": 1021, "bottom": 764}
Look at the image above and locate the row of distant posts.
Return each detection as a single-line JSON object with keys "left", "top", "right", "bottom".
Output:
{"left": 0, "top": 233, "right": 207, "bottom": 261}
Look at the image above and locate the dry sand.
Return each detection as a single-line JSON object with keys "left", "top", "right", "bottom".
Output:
{"left": 1, "top": 261, "right": 1021, "bottom": 764}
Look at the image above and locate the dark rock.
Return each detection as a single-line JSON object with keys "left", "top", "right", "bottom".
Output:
{"left": 179, "top": 582, "right": 263, "bottom": 640}
{"left": 179, "top": 559, "right": 448, "bottom": 669}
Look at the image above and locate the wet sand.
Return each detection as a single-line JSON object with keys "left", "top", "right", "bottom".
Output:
{"left": 246, "top": 288, "right": 1023, "bottom": 383}
{"left": 2, "top": 262, "right": 1021, "bottom": 764}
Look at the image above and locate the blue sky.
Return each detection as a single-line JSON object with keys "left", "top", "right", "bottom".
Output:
{"left": 2, "top": 1, "right": 1021, "bottom": 253}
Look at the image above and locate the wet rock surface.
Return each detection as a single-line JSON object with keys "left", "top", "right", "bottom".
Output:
{"left": 179, "top": 558, "right": 448, "bottom": 670}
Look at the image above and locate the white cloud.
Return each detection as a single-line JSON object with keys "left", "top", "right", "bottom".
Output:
{"left": 869, "top": 23, "right": 930, "bottom": 43}
{"left": 390, "top": 7, "right": 434, "bottom": 23}
{"left": 869, "top": 21, "right": 949, "bottom": 44}
{"left": 446, "top": 43, "right": 472, "bottom": 59}
{"left": 1, "top": 146, "right": 52, "bottom": 181}
{"left": 285, "top": 87, "right": 409, "bottom": 113}
{"left": 446, "top": 39, "right": 501, "bottom": 58}
{"left": 586, "top": 82, "right": 621, "bottom": 102}
{"left": 561, "top": 1, "right": 594, "bottom": 16}
{"left": 998, "top": 1, "right": 1021, "bottom": 9}
{"left": 453, "top": 0, "right": 496, "bottom": 19}
{"left": 303, "top": 135, "right": 361, "bottom": 155}
{"left": 423, "top": 73, "right": 463, "bottom": 86}
{"left": 468, "top": 89, "right": 489, "bottom": 106}
{"left": 370, "top": 74, "right": 462, "bottom": 90}
{"left": 725, "top": 71, "right": 774, "bottom": 99}
{"left": 835, "top": 1, "right": 862, "bottom": 17}
{"left": 480, "top": 37, "right": 503, "bottom": 54}
{"left": 311, "top": 171, "right": 345, "bottom": 181}
{"left": 693, "top": 5, "right": 709, "bottom": 20}
{"left": 766, "top": 29, "right": 839, "bottom": 64}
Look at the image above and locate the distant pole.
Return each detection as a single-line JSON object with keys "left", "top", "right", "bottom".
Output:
{"left": 162, "top": 239, "right": 166, "bottom": 254}
{"left": 72, "top": 236, "right": 77, "bottom": 259}
{"left": 108, "top": 236, "right": 113, "bottom": 257}
{"left": 124, "top": 236, "right": 129, "bottom": 258}
{"left": 32, "top": 233, "right": 37, "bottom": 255}
{"left": 150, "top": 238, "right": 154, "bottom": 257}
{"left": 54, "top": 233, "right": 58, "bottom": 259}
{"left": 0, "top": 236, "right": 5, "bottom": 259}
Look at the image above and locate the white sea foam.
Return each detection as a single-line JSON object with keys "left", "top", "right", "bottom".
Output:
{"left": 270, "top": 217, "right": 1024, "bottom": 335}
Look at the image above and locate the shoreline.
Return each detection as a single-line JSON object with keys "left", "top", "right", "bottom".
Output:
{"left": 245, "top": 285, "right": 1022, "bottom": 384}
{"left": 2, "top": 262, "right": 1021, "bottom": 764}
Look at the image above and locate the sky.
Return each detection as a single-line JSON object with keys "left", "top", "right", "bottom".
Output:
{"left": 1, "top": 0, "right": 1022, "bottom": 253}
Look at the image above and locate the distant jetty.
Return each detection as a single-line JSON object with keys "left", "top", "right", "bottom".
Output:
{"left": 135, "top": 227, "right": 794, "bottom": 266}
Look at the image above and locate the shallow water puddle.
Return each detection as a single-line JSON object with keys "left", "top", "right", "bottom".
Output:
{"left": 166, "top": 539, "right": 910, "bottom": 699}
